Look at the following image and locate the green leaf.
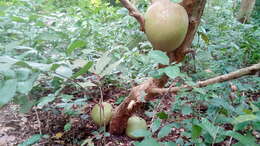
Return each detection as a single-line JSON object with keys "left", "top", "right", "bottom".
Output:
{"left": 15, "top": 68, "right": 31, "bottom": 81}
{"left": 100, "top": 58, "right": 123, "bottom": 77}
{"left": 193, "top": 87, "right": 206, "bottom": 94}
{"left": 224, "top": 131, "right": 257, "bottom": 146}
{"left": 243, "top": 109, "right": 253, "bottom": 114}
{"left": 0, "top": 79, "right": 17, "bottom": 107}
{"left": 104, "top": 132, "right": 110, "bottom": 137}
{"left": 16, "top": 96, "right": 35, "bottom": 113}
{"left": 176, "top": 138, "right": 184, "bottom": 145}
{"left": 250, "top": 102, "right": 259, "bottom": 112}
{"left": 170, "top": 0, "right": 182, "bottom": 3}
{"left": 0, "top": 56, "right": 17, "bottom": 65}
{"left": 148, "top": 50, "right": 169, "bottom": 65}
{"left": 64, "top": 123, "right": 72, "bottom": 132}
{"left": 210, "top": 98, "right": 236, "bottom": 113}
{"left": 253, "top": 121, "right": 260, "bottom": 131}
{"left": 38, "top": 32, "right": 60, "bottom": 41}
{"left": 0, "top": 11, "right": 5, "bottom": 16}
{"left": 151, "top": 119, "right": 161, "bottom": 133}
{"left": 149, "top": 70, "right": 164, "bottom": 78}
{"left": 72, "top": 59, "right": 88, "bottom": 69}
{"left": 163, "top": 66, "right": 181, "bottom": 79}
{"left": 90, "top": 52, "right": 111, "bottom": 75}
{"left": 0, "top": 69, "right": 15, "bottom": 80}
{"left": 182, "top": 105, "right": 192, "bottom": 115}
{"left": 233, "top": 114, "right": 257, "bottom": 124}
{"left": 203, "top": 132, "right": 225, "bottom": 144}
{"left": 50, "top": 64, "right": 60, "bottom": 71}
{"left": 72, "top": 61, "right": 93, "bottom": 78}
{"left": 14, "top": 61, "right": 33, "bottom": 69}
{"left": 37, "top": 94, "right": 55, "bottom": 108}
{"left": 55, "top": 66, "right": 73, "bottom": 78}
{"left": 11, "top": 16, "right": 26, "bottom": 23}
{"left": 78, "top": 81, "right": 96, "bottom": 87}
{"left": 26, "top": 62, "right": 51, "bottom": 72}
{"left": 131, "top": 129, "right": 151, "bottom": 138}
{"left": 156, "top": 112, "right": 168, "bottom": 119}
{"left": 18, "top": 134, "right": 43, "bottom": 146}
{"left": 199, "top": 32, "right": 209, "bottom": 44}
{"left": 158, "top": 124, "right": 173, "bottom": 138}
{"left": 163, "top": 142, "right": 177, "bottom": 146}
{"left": 115, "top": 96, "right": 125, "bottom": 105}
{"left": 234, "top": 121, "right": 250, "bottom": 131}
{"left": 17, "top": 82, "right": 32, "bottom": 94}
{"left": 135, "top": 137, "right": 160, "bottom": 146}
{"left": 66, "top": 40, "right": 86, "bottom": 55}
{"left": 60, "top": 94, "right": 74, "bottom": 101}
{"left": 192, "top": 125, "right": 202, "bottom": 140}
{"left": 17, "top": 73, "right": 38, "bottom": 94}
{"left": 81, "top": 138, "right": 94, "bottom": 146}
{"left": 199, "top": 118, "right": 220, "bottom": 138}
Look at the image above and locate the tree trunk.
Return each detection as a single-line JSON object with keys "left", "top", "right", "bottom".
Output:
{"left": 109, "top": 0, "right": 207, "bottom": 135}
{"left": 237, "top": 0, "right": 256, "bottom": 23}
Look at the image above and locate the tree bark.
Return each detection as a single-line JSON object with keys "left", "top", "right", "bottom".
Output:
{"left": 237, "top": 0, "right": 256, "bottom": 23}
{"left": 109, "top": 0, "right": 207, "bottom": 135}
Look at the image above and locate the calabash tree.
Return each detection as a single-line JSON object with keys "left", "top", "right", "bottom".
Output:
{"left": 108, "top": 0, "right": 260, "bottom": 135}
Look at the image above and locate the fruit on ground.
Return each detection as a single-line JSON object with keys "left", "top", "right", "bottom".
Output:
{"left": 145, "top": 0, "right": 189, "bottom": 52}
{"left": 126, "top": 116, "right": 147, "bottom": 139}
{"left": 91, "top": 102, "right": 113, "bottom": 126}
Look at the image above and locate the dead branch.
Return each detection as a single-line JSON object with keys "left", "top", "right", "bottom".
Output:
{"left": 109, "top": 0, "right": 207, "bottom": 135}
{"left": 120, "top": 0, "right": 145, "bottom": 31}
{"left": 150, "top": 63, "right": 260, "bottom": 94}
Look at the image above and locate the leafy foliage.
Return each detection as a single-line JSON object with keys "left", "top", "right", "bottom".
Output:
{"left": 0, "top": 0, "right": 259, "bottom": 145}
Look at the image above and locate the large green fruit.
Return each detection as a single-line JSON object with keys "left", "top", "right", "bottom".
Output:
{"left": 91, "top": 102, "right": 113, "bottom": 126}
{"left": 145, "top": 0, "right": 189, "bottom": 52}
{"left": 126, "top": 116, "right": 147, "bottom": 139}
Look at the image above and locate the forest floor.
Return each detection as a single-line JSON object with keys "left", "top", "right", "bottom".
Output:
{"left": 0, "top": 84, "right": 259, "bottom": 146}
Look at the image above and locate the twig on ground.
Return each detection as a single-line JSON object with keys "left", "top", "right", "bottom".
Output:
{"left": 34, "top": 108, "right": 42, "bottom": 135}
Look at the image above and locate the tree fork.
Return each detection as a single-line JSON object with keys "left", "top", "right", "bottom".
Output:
{"left": 109, "top": 0, "right": 207, "bottom": 135}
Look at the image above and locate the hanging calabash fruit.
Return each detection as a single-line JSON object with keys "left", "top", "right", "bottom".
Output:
{"left": 145, "top": 0, "right": 189, "bottom": 52}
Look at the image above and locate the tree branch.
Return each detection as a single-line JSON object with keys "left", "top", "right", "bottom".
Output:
{"left": 120, "top": 0, "right": 145, "bottom": 32}
{"left": 150, "top": 63, "right": 260, "bottom": 94}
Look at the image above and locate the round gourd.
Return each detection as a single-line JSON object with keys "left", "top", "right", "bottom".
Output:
{"left": 91, "top": 102, "right": 113, "bottom": 126}
{"left": 126, "top": 116, "right": 147, "bottom": 139}
{"left": 145, "top": 0, "right": 189, "bottom": 52}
